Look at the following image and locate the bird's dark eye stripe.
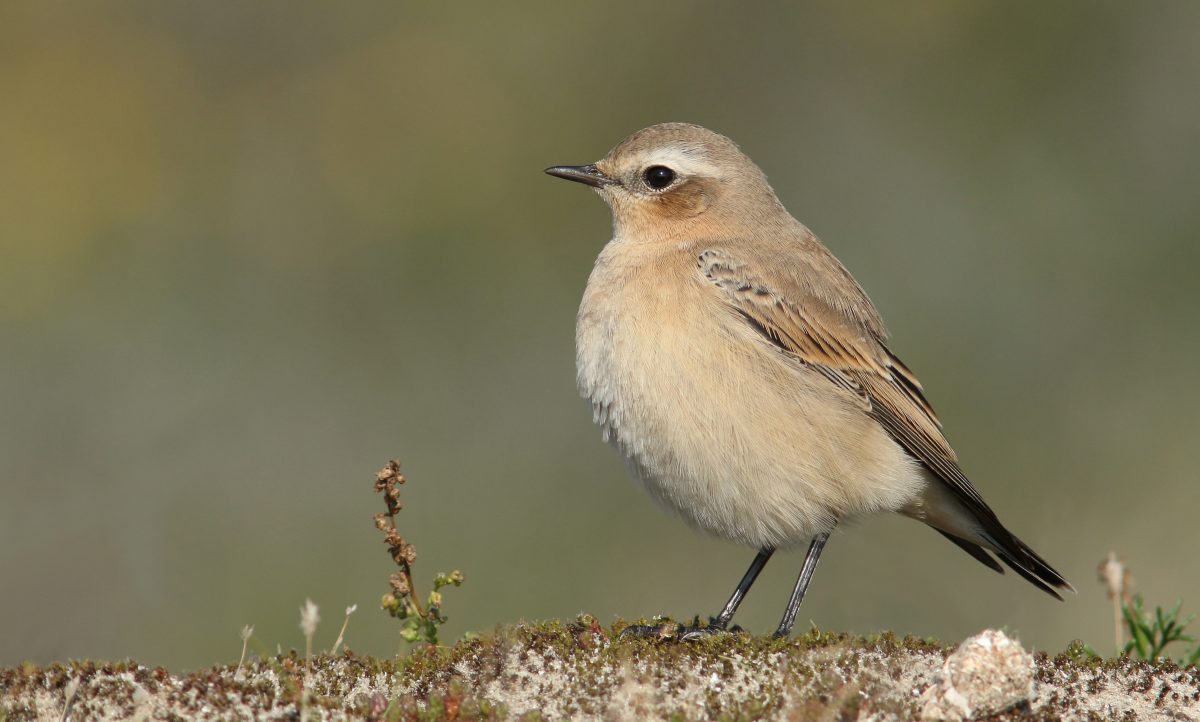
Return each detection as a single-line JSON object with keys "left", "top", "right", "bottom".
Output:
{"left": 643, "top": 165, "right": 675, "bottom": 190}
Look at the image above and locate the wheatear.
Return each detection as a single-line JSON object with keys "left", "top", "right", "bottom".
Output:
{"left": 547, "top": 123, "right": 1071, "bottom": 639}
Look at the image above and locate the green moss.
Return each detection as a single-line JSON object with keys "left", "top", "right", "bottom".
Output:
{"left": 3, "top": 621, "right": 1198, "bottom": 721}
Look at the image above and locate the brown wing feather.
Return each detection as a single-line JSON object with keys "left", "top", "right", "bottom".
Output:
{"left": 700, "top": 249, "right": 949, "bottom": 460}
{"left": 699, "top": 248, "right": 1071, "bottom": 597}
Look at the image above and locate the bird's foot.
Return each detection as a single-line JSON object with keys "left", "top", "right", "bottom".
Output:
{"left": 619, "top": 622, "right": 679, "bottom": 640}
{"left": 620, "top": 617, "right": 739, "bottom": 641}
{"left": 678, "top": 623, "right": 736, "bottom": 641}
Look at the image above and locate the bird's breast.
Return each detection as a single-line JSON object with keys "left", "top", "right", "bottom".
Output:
{"left": 575, "top": 244, "right": 704, "bottom": 452}
{"left": 574, "top": 238, "right": 922, "bottom": 548}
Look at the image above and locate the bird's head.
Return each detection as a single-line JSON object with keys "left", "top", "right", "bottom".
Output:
{"left": 546, "top": 123, "right": 783, "bottom": 240}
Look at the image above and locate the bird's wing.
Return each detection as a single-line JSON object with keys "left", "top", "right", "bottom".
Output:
{"left": 697, "top": 247, "right": 955, "bottom": 481}
{"left": 696, "top": 246, "right": 1070, "bottom": 598}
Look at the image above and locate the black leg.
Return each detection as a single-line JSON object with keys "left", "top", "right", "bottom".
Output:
{"left": 676, "top": 547, "right": 776, "bottom": 639}
{"left": 623, "top": 547, "right": 775, "bottom": 640}
{"left": 772, "top": 528, "right": 833, "bottom": 639}
{"left": 712, "top": 547, "right": 775, "bottom": 629}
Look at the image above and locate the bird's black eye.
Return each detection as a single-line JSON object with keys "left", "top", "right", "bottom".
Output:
{"left": 643, "top": 165, "right": 676, "bottom": 190}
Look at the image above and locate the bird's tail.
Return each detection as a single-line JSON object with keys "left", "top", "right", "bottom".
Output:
{"left": 905, "top": 482, "right": 1073, "bottom": 599}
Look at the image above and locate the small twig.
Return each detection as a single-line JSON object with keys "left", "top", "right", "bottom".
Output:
{"left": 235, "top": 625, "right": 254, "bottom": 679}
{"left": 60, "top": 676, "right": 80, "bottom": 722}
{"left": 330, "top": 605, "right": 358, "bottom": 655}
{"left": 1098, "top": 551, "right": 1131, "bottom": 652}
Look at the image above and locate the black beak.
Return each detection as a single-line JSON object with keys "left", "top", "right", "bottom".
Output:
{"left": 544, "top": 164, "right": 618, "bottom": 188}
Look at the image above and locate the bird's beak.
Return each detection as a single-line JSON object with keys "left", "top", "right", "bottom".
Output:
{"left": 544, "top": 164, "right": 618, "bottom": 188}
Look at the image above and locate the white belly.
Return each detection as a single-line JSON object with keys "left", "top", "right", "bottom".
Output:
{"left": 576, "top": 242, "right": 923, "bottom": 550}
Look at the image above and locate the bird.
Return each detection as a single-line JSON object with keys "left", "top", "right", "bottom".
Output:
{"left": 545, "top": 123, "right": 1072, "bottom": 639}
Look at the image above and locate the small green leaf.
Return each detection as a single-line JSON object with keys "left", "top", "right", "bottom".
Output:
{"left": 399, "top": 623, "right": 422, "bottom": 643}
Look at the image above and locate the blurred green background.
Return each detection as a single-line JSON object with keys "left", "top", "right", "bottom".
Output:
{"left": 2, "top": 2, "right": 1198, "bottom": 670}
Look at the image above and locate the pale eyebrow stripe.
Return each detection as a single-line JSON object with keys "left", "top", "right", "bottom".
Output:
{"left": 642, "top": 145, "right": 721, "bottom": 178}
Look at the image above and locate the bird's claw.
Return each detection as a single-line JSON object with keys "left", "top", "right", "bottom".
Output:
{"left": 677, "top": 624, "right": 732, "bottom": 641}
{"left": 619, "top": 622, "right": 680, "bottom": 640}
{"left": 620, "top": 618, "right": 737, "bottom": 641}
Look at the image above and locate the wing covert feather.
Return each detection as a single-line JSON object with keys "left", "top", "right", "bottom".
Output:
{"left": 696, "top": 245, "right": 1071, "bottom": 598}
{"left": 697, "top": 248, "right": 994, "bottom": 514}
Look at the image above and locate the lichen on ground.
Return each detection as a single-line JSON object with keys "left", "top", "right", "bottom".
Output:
{"left": 2, "top": 619, "right": 1197, "bottom": 721}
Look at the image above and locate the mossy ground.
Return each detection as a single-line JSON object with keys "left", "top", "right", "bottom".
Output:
{"left": 2, "top": 620, "right": 1197, "bottom": 721}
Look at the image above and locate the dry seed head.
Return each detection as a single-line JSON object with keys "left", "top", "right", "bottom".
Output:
{"left": 389, "top": 539, "right": 416, "bottom": 565}
{"left": 1097, "top": 551, "right": 1132, "bottom": 601}
{"left": 300, "top": 598, "right": 320, "bottom": 638}
{"left": 376, "top": 460, "right": 405, "bottom": 486}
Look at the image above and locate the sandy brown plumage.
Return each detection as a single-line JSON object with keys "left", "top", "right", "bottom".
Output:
{"left": 548, "top": 123, "right": 1071, "bottom": 635}
{"left": 697, "top": 242, "right": 1069, "bottom": 598}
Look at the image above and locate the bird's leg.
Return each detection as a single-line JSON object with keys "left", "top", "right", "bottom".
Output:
{"left": 680, "top": 547, "right": 775, "bottom": 639}
{"left": 714, "top": 547, "right": 777, "bottom": 627}
{"left": 772, "top": 527, "right": 833, "bottom": 639}
{"left": 622, "top": 547, "right": 775, "bottom": 640}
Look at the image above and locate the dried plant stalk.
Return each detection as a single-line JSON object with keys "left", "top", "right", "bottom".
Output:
{"left": 374, "top": 460, "right": 463, "bottom": 645}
